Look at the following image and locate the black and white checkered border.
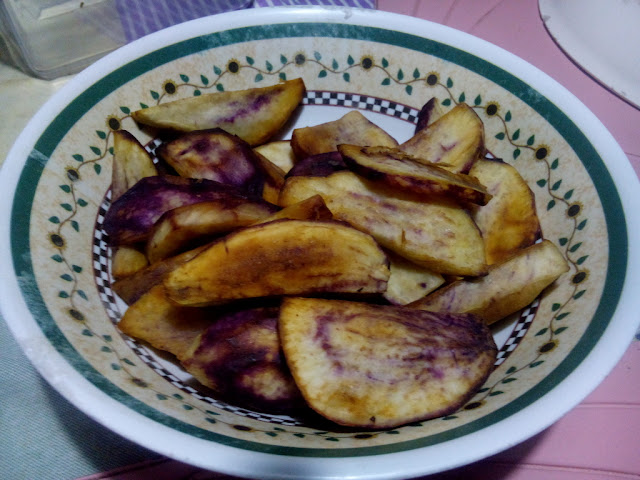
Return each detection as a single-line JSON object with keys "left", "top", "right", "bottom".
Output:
{"left": 93, "top": 193, "right": 121, "bottom": 324}
{"left": 494, "top": 298, "right": 540, "bottom": 366}
{"left": 303, "top": 91, "right": 419, "bottom": 123}
{"left": 145, "top": 137, "right": 163, "bottom": 158}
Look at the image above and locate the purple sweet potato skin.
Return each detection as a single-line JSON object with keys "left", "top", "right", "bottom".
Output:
{"left": 415, "top": 97, "right": 436, "bottom": 134}
{"left": 156, "top": 128, "right": 265, "bottom": 197}
{"left": 183, "top": 306, "right": 304, "bottom": 413}
{"left": 286, "top": 152, "right": 347, "bottom": 178}
{"left": 103, "top": 175, "right": 250, "bottom": 245}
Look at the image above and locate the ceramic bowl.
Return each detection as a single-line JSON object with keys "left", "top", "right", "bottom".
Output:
{"left": 1, "top": 7, "right": 638, "bottom": 479}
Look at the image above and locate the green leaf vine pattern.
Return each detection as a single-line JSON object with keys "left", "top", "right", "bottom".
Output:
{"left": 46, "top": 50, "right": 589, "bottom": 436}
{"left": 49, "top": 134, "right": 110, "bottom": 319}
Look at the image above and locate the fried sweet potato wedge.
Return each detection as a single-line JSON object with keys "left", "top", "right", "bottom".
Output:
{"left": 181, "top": 306, "right": 304, "bottom": 413}
{"left": 410, "top": 240, "right": 569, "bottom": 324}
{"left": 111, "top": 245, "right": 149, "bottom": 280}
{"left": 279, "top": 297, "right": 497, "bottom": 428}
{"left": 469, "top": 158, "right": 541, "bottom": 264}
{"left": 399, "top": 103, "right": 484, "bottom": 174}
{"left": 279, "top": 171, "right": 487, "bottom": 276}
{"left": 112, "top": 244, "right": 208, "bottom": 305}
{"left": 164, "top": 219, "right": 390, "bottom": 307}
{"left": 103, "top": 175, "right": 249, "bottom": 245}
{"left": 384, "top": 252, "right": 445, "bottom": 305}
{"left": 339, "top": 144, "right": 492, "bottom": 205}
{"left": 145, "top": 198, "right": 279, "bottom": 263}
{"left": 156, "top": 128, "right": 265, "bottom": 196}
{"left": 291, "top": 110, "right": 398, "bottom": 160}
{"left": 131, "top": 78, "right": 305, "bottom": 146}
{"left": 254, "top": 140, "right": 296, "bottom": 173}
{"left": 118, "top": 284, "right": 214, "bottom": 359}
{"left": 111, "top": 130, "right": 158, "bottom": 202}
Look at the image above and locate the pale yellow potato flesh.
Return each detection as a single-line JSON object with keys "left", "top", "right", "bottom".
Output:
{"left": 131, "top": 78, "right": 305, "bottom": 146}
{"left": 410, "top": 240, "right": 570, "bottom": 324}
{"left": 145, "top": 200, "right": 277, "bottom": 264}
{"left": 279, "top": 171, "right": 487, "bottom": 276}
{"left": 111, "top": 245, "right": 149, "bottom": 280}
{"left": 254, "top": 140, "right": 296, "bottom": 173}
{"left": 291, "top": 110, "right": 398, "bottom": 159}
{"left": 279, "top": 297, "right": 496, "bottom": 428}
{"left": 111, "top": 130, "right": 158, "bottom": 202}
{"left": 399, "top": 103, "right": 484, "bottom": 173}
{"left": 384, "top": 252, "right": 445, "bottom": 305}
{"left": 163, "top": 219, "right": 390, "bottom": 306}
{"left": 469, "top": 158, "right": 541, "bottom": 265}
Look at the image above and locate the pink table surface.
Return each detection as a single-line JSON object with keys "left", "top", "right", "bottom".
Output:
{"left": 57, "top": 0, "right": 640, "bottom": 478}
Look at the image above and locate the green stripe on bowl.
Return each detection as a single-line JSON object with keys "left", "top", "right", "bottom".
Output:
{"left": 10, "top": 22, "right": 627, "bottom": 456}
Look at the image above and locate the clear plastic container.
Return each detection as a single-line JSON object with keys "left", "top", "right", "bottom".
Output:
{"left": 0, "top": 0, "right": 253, "bottom": 80}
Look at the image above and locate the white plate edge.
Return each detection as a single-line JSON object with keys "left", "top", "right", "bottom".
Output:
{"left": 538, "top": 0, "right": 640, "bottom": 109}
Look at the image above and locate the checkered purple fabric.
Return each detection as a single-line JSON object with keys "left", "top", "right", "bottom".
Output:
{"left": 115, "top": 0, "right": 251, "bottom": 42}
{"left": 254, "top": 0, "right": 376, "bottom": 7}
{"left": 115, "top": 0, "right": 375, "bottom": 42}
